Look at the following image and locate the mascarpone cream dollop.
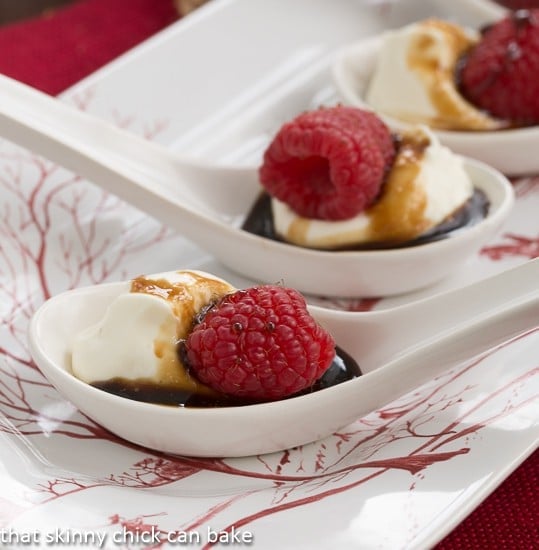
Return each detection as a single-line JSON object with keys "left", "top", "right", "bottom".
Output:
{"left": 366, "top": 19, "right": 503, "bottom": 131}
{"left": 71, "top": 270, "right": 235, "bottom": 392}
{"left": 272, "top": 126, "right": 474, "bottom": 249}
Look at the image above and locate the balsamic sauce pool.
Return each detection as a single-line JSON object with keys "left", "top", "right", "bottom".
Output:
{"left": 93, "top": 346, "right": 361, "bottom": 408}
{"left": 242, "top": 189, "right": 490, "bottom": 250}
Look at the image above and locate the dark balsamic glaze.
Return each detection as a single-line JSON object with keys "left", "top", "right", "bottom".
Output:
{"left": 241, "top": 189, "right": 490, "bottom": 251}
{"left": 92, "top": 346, "right": 361, "bottom": 408}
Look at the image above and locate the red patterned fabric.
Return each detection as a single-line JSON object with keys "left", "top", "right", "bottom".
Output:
{"left": 435, "top": 449, "right": 538, "bottom": 549}
{"left": 0, "top": 0, "right": 536, "bottom": 547}
{"left": 0, "top": 0, "right": 179, "bottom": 95}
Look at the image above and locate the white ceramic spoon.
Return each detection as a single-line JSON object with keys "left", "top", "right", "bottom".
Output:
{"left": 28, "top": 258, "right": 539, "bottom": 457}
{"left": 0, "top": 73, "right": 514, "bottom": 297}
{"left": 332, "top": 32, "right": 539, "bottom": 176}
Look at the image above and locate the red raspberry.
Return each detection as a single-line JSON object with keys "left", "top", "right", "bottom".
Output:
{"left": 185, "top": 285, "right": 336, "bottom": 401}
{"left": 321, "top": 106, "right": 396, "bottom": 167}
{"left": 259, "top": 106, "right": 396, "bottom": 221}
{"left": 459, "top": 9, "right": 539, "bottom": 125}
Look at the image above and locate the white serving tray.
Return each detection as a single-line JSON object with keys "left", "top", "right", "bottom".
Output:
{"left": 0, "top": 1, "right": 537, "bottom": 548}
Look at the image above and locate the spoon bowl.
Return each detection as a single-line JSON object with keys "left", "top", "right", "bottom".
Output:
{"left": 332, "top": 34, "right": 539, "bottom": 176}
{"left": 0, "top": 74, "right": 515, "bottom": 297}
{"left": 28, "top": 259, "right": 539, "bottom": 457}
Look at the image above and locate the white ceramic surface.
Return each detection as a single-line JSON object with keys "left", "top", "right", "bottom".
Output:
{"left": 332, "top": 28, "right": 539, "bottom": 176}
{"left": 1, "top": 0, "right": 538, "bottom": 548}
{"left": 29, "top": 261, "right": 539, "bottom": 457}
{"left": 0, "top": 74, "right": 515, "bottom": 298}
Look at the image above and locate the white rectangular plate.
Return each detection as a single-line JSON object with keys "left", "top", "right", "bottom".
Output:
{"left": 0, "top": 0, "right": 537, "bottom": 548}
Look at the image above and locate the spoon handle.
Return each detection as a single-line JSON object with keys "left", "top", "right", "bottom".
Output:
{"left": 0, "top": 73, "right": 223, "bottom": 220}
{"left": 318, "top": 259, "right": 539, "bottom": 372}
{"left": 330, "top": 284, "right": 538, "bottom": 438}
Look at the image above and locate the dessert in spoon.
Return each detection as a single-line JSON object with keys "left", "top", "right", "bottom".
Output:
{"left": 69, "top": 270, "right": 342, "bottom": 406}
{"left": 0, "top": 74, "right": 513, "bottom": 297}
{"left": 332, "top": 10, "right": 539, "bottom": 175}
{"left": 245, "top": 106, "right": 489, "bottom": 251}
{"left": 28, "top": 259, "right": 539, "bottom": 457}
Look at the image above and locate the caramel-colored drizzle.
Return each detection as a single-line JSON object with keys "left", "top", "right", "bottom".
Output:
{"left": 130, "top": 271, "right": 233, "bottom": 396}
{"left": 131, "top": 272, "right": 232, "bottom": 335}
{"left": 407, "top": 19, "right": 503, "bottom": 130}
{"left": 367, "top": 131, "right": 430, "bottom": 242}
{"left": 287, "top": 217, "right": 311, "bottom": 246}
